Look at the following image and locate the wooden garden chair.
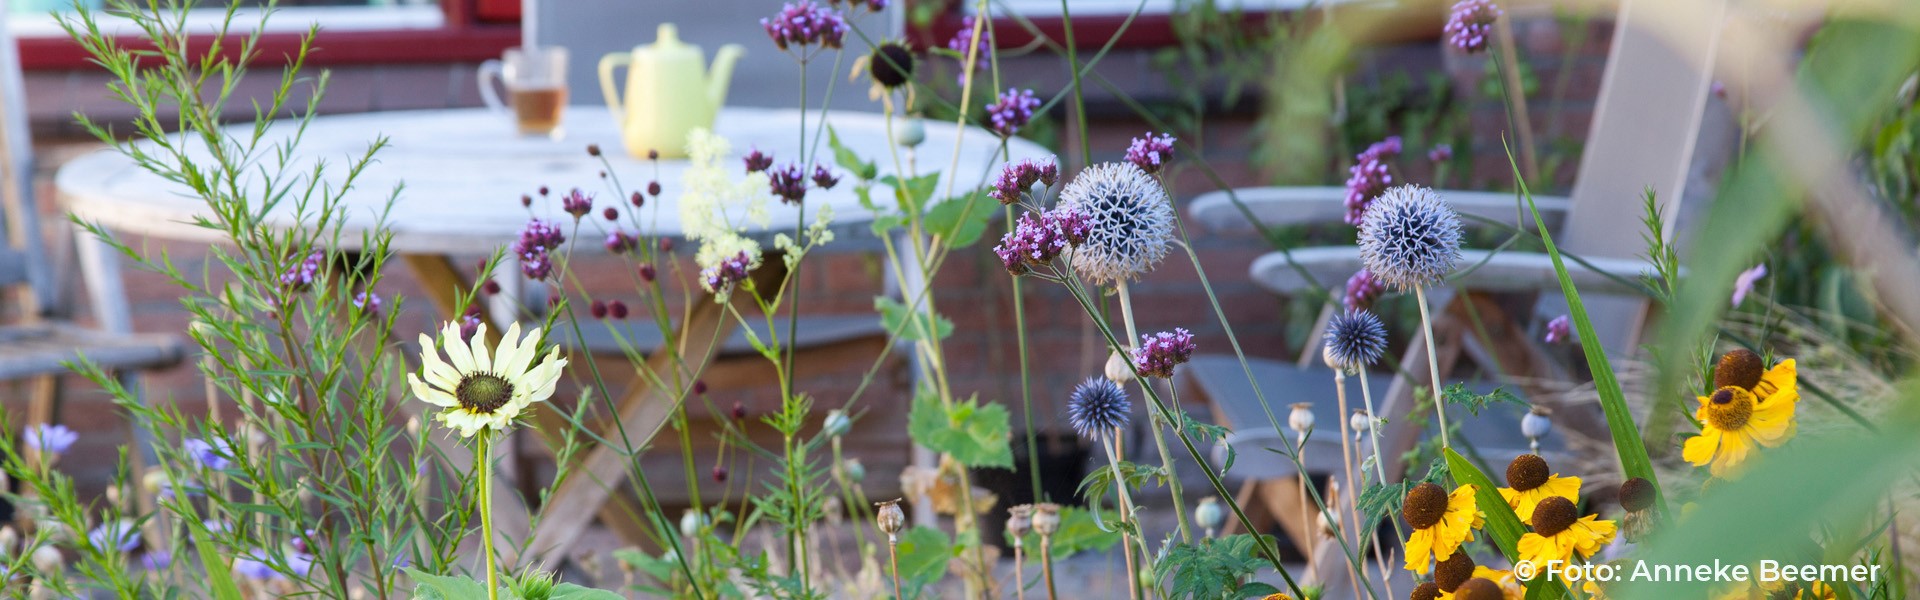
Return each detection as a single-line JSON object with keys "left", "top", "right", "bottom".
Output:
{"left": 1175, "top": 0, "right": 1735, "bottom": 579}
{"left": 0, "top": 9, "right": 183, "bottom": 447}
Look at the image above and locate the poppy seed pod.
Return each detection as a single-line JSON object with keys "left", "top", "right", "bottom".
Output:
{"left": 876, "top": 500, "right": 906, "bottom": 539}
{"left": 1032, "top": 503, "right": 1062, "bottom": 536}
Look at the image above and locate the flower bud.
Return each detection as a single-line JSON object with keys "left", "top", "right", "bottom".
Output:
{"left": 1521, "top": 405, "right": 1553, "bottom": 440}
{"left": 1350, "top": 409, "right": 1372, "bottom": 441}
{"left": 680, "top": 509, "right": 708, "bottom": 538}
{"left": 842, "top": 458, "right": 866, "bottom": 483}
{"left": 1104, "top": 350, "right": 1135, "bottom": 384}
{"left": 823, "top": 409, "right": 851, "bottom": 438}
{"left": 1288, "top": 403, "right": 1315, "bottom": 437}
{"left": 1193, "top": 497, "right": 1224, "bottom": 533}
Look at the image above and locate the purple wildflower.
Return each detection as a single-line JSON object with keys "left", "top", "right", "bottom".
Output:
{"left": 947, "top": 16, "right": 993, "bottom": 57}
{"left": 512, "top": 219, "right": 567, "bottom": 281}
{"left": 88, "top": 520, "right": 141, "bottom": 553}
{"left": 1343, "top": 136, "right": 1402, "bottom": 225}
{"left": 811, "top": 164, "right": 840, "bottom": 190}
{"left": 1345, "top": 269, "right": 1383, "bottom": 310}
{"left": 988, "top": 157, "right": 1059, "bottom": 204}
{"left": 1444, "top": 0, "right": 1503, "bottom": 53}
{"left": 589, "top": 300, "right": 609, "bottom": 319}
{"left": 1712, "top": 81, "right": 1727, "bottom": 99}
{"left": 22, "top": 424, "right": 76, "bottom": 456}
{"left": 1732, "top": 264, "right": 1767, "bottom": 307}
{"left": 458, "top": 307, "right": 483, "bottom": 343}
{"left": 768, "top": 163, "right": 808, "bottom": 205}
{"left": 702, "top": 251, "right": 756, "bottom": 293}
{"left": 1131, "top": 328, "right": 1197, "bottom": 378}
{"left": 352, "top": 291, "right": 382, "bottom": 313}
{"left": 279, "top": 249, "right": 322, "bottom": 290}
{"left": 1125, "top": 132, "right": 1177, "bottom": 175}
{"left": 744, "top": 148, "right": 774, "bottom": 173}
{"left": 137, "top": 550, "right": 172, "bottom": 571}
{"left": 761, "top": 1, "right": 847, "bottom": 51}
{"left": 1544, "top": 314, "right": 1573, "bottom": 344}
{"left": 1428, "top": 144, "right": 1453, "bottom": 163}
{"left": 608, "top": 300, "right": 630, "bottom": 319}
{"left": 604, "top": 231, "right": 638, "bottom": 254}
{"left": 984, "top": 89, "right": 1041, "bottom": 138}
{"left": 560, "top": 188, "right": 593, "bottom": 219}
{"left": 183, "top": 437, "right": 232, "bottom": 470}
{"left": 991, "top": 209, "right": 1086, "bottom": 274}
{"left": 233, "top": 555, "right": 277, "bottom": 581}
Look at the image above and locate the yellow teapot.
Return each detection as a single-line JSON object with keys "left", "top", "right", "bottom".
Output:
{"left": 598, "top": 24, "right": 745, "bottom": 159}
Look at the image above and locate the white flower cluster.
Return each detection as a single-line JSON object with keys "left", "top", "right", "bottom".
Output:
{"left": 679, "top": 128, "right": 772, "bottom": 276}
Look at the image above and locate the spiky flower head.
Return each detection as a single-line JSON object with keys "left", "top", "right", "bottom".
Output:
{"left": 1323, "top": 309, "right": 1389, "bottom": 372}
{"left": 1057, "top": 162, "right": 1175, "bottom": 285}
{"left": 1131, "top": 328, "right": 1196, "bottom": 378}
{"left": 1444, "top": 0, "right": 1503, "bottom": 53}
{"left": 1067, "top": 376, "right": 1131, "bottom": 439}
{"left": 1357, "top": 185, "right": 1462, "bottom": 291}
{"left": 1125, "top": 132, "right": 1177, "bottom": 174}
{"left": 984, "top": 88, "right": 1041, "bottom": 138}
{"left": 761, "top": 1, "right": 847, "bottom": 51}
{"left": 1345, "top": 268, "right": 1383, "bottom": 310}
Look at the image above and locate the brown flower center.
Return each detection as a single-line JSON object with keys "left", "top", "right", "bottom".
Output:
{"left": 1713, "top": 349, "right": 1764, "bottom": 391}
{"left": 1705, "top": 386, "right": 1755, "bottom": 432}
{"left": 1619, "top": 477, "right": 1656, "bottom": 512}
{"left": 1454, "top": 578, "right": 1504, "bottom": 600}
{"left": 1434, "top": 550, "right": 1476, "bottom": 592}
{"left": 1531, "top": 496, "right": 1578, "bottom": 537}
{"left": 455, "top": 373, "right": 514, "bottom": 414}
{"left": 1506, "top": 454, "right": 1550, "bottom": 492}
{"left": 1404, "top": 482, "right": 1449, "bottom": 530}
{"left": 1409, "top": 582, "right": 1442, "bottom": 600}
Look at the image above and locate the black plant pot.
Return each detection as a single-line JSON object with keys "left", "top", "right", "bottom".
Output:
{"left": 973, "top": 431, "right": 1089, "bottom": 553}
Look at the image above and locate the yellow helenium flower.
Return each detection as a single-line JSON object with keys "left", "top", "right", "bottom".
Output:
{"left": 1402, "top": 482, "right": 1484, "bottom": 575}
{"left": 1497, "top": 454, "right": 1580, "bottom": 523}
{"left": 1684, "top": 355, "right": 1798, "bottom": 477}
{"left": 409, "top": 322, "right": 565, "bottom": 437}
{"left": 1516, "top": 496, "right": 1616, "bottom": 567}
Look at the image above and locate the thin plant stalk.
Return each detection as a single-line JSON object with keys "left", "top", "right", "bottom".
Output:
{"left": 1041, "top": 535, "right": 1059, "bottom": 600}
{"left": 1414, "top": 287, "right": 1453, "bottom": 448}
{"left": 1331, "top": 372, "right": 1366, "bottom": 597}
{"left": 477, "top": 432, "right": 498, "bottom": 600}
{"left": 1293, "top": 427, "right": 1312, "bottom": 566}
{"left": 1114, "top": 281, "right": 1192, "bottom": 542}
{"left": 887, "top": 537, "right": 904, "bottom": 600}
{"left": 1342, "top": 371, "right": 1399, "bottom": 600}
{"left": 1100, "top": 430, "right": 1143, "bottom": 600}
{"left": 1013, "top": 540, "right": 1027, "bottom": 600}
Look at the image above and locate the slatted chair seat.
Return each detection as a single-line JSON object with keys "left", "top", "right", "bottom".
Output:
{"left": 0, "top": 323, "right": 183, "bottom": 379}
{"left": 565, "top": 314, "right": 889, "bottom": 358}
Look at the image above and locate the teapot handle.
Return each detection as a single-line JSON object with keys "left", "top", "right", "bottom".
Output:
{"left": 597, "top": 53, "right": 631, "bottom": 122}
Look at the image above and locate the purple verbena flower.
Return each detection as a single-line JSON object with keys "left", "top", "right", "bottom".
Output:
{"left": 1125, "top": 132, "right": 1177, "bottom": 175}
{"left": 1444, "top": 0, "right": 1503, "bottom": 53}
{"left": 811, "top": 164, "right": 840, "bottom": 190}
{"left": 1544, "top": 314, "right": 1573, "bottom": 345}
{"left": 761, "top": 1, "right": 847, "bottom": 51}
{"left": 702, "top": 252, "right": 756, "bottom": 293}
{"left": 744, "top": 148, "right": 774, "bottom": 173}
{"left": 604, "top": 231, "right": 637, "bottom": 254}
{"left": 1131, "top": 328, "right": 1197, "bottom": 378}
{"left": 352, "top": 291, "right": 382, "bottom": 314}
{"left": 1344, "top": 136, "right": 1402, "bottom": 225}
{"left": 1345, "top": 269, "right": 1383, "bottom": 310}
{"left": 560, "top": 188, "right": 593, "bottom": 219}
{"left": 991, "top": 208, "right": 1086, "bottom": 274}
{"left": 984, "top": 89, "right": 1041, "bottom": 138}
{"left": 1428, "top": 144, "right": 1453, "bottom": 163}
{"left": 947, "top": 16, "right": 993, "bottom": 57}
{"left": 23, "top": 423, "right": 76, "bottom": 456}
{"left": 512, "top": 219, "right": 567, "bottom": 281}
{"left": 1732, "top": 263, "right": 1768, "bottom": 307}
{"left": 768, "top": 163, "right": 808, "bottom": 205}
{"left": 987, "top": 157, "right": 1059, "bottom": 204}
{"left": 279, "top": 249, "right": 322, "bottom": 291}
{"left": 183, "top": 437, "right": 233, "bottom": 470}
{"left": 458, "top": 308, "right": 483, "bottom": 343}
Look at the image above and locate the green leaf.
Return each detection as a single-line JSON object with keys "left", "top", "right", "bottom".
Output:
{"left": 894, "top": 525, "right": 956, "bottom": 586}
{"left": 545, "top": 583, "right": 626, "bottom": 600}
{"left": 880, "top": 173, "right": 941, "bottom": 215}
{"left": 1516, "top": 158, "right": 1663, "bottom": 508}
{"left": 1441, "top": 383, "right": 1524, "bottom": 417}
{"left": 187, "top": 520, "right": 243, "bottom": 600}
{"left": 908, "top": 392, "right": 1013, "bottom": 468}
{"left": 827, "top": 125, "right": 878, "bottom": 181}
{"left": 1154, "top": 534, "right": 1273, "bottom": 599}
{"left": 875, "top": 296, "right": 952, "bottom": 342}
{"left": 1444, "top": 449, "right": 1569, "bottom": 598}
{"left": 922, "top": 190, "right": 995, "bottom": 248}
{"left": 404, "top": 568, "right": 493, "bottom": 600}
{"left": 1007, "top": 506, "right": 1122, "bottom": 558}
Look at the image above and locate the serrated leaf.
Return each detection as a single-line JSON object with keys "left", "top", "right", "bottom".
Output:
{"left": 922, "top": 189, "right": 996, "bottom": 249}
{"left": 908, "top": 392, "right": 1013, "bottom": 468}
{"left": 1441, "top": 383, "right": 1523, "bottom": 416}
{"left": 827, "top": 125, "right": 878, "bottom": 181}
{"left": 875, "top": 296, "right": 952, "bottom": 342}
{"left": 404, "top": 567, "right": 492, "bottom": 600}
{"left": 880, "top": 173, "right": 940, "bottom": 214}
{"left": 894, "top": 525, "right": 955, "bottom": 586}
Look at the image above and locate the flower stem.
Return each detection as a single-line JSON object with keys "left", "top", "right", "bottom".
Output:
{"left": 1414, "top": 287, "right": 1452, "bottom": 448}
{"left": 1115, "top": 281, "right": 1192, "bottom": 543}
{"left": 1331, "top": 372, "right": 1365, "bottom": 597}
{"left": 887, "top": 534, "right": 905, "bottom": 600}
{"left": 478, "top": 432, "right": 498, "bottom": 600}
{"left": 1040, "top": 535, "right": 1059, "bottom": 600}
{"left": 1014, "top": 540, "right": 1027, "bottom": 600}
{"left": 1102, "top": 431, "right": 1143, "bottom": 600}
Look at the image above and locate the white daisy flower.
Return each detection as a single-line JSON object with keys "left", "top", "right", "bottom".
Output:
{"left": 1057, "top": 162, "right": 1175, "bottom": 285}
{"left": 408, "top": 321, "right": 566, "bottom": 437}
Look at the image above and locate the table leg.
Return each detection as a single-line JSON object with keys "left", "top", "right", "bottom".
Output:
{"left": 521, "top": 257, "right": 787, "bottom": 563}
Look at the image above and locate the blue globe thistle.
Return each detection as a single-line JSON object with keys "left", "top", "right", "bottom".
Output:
{"left": 1058, "top": 162, "right": 1175, "bottom": 285}
{"left": 1357, "top": 185, "right": 1462, "bottom": 291}
{"left": 1066, "top": 376, "right": 1131, "bottom": 439}
{"left": 1323, "top": 309, "right": 1388, "bottom": 371}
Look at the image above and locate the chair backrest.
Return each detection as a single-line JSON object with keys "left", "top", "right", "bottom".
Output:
{"left": 0, "top": 2, "right": 58, "bottom": 318}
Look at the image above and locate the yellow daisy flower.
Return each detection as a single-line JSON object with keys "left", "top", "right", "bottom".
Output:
{"left": 408, "top": 321, "right": 566, "bottom": 437}
{"left": 1402, "top": 482, "right": 1485, "bottom": 575}
{"left": 1433, "top": 564, "right": 1524, "bottom": 600}
{"left": 1683, "top": 351, "right": 1798, "bottom": 477}
{"left": 1516, "top": 496, "right": 1617, "bottom": 567}
{"left": 1796, "top": 581, "right": 1836, "bottom": 599}
{"left": 1497, "top": 453, "right": 1580, "bottom": 523}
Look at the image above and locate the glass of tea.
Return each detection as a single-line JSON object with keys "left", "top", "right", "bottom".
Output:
{"left": 479, "top": 46, "right": 569, "bottom": 139}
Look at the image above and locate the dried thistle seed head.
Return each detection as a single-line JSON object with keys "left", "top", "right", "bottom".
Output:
{"left": 1007, "top": 504, "right": 1035, "bottom": 537}
{"left": 1506, "top": 454, "right": 1550, "bottom": 491}
{"left": 1619, "top": 477, "right": 1656, "bottom": 512}
{"left": 875, "top": 499, "right": 906, "bottom": 537}
{"left": 1409, "top": 581, "right": 1442, "bottom": 600}
{"left": 1454, "top": 578, "right": 1504, "bottom": 600}
{"left": 1714, "top": 348, "right": 1765, "bottom": 391}
{"left": 1434, "top": 550, "right": 1476, "bottom": 592}
{"left": 1404, "top": 482, "right": 1449, "bottom": 529}
{"left": 1531, "top": 495, "right": 1578, "bottom": 537}
{"left": 1032, "top": 503, "right": 1062, "bottom": 536}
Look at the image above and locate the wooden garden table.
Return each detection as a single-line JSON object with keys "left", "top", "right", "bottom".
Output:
{"left": 56, "top": 106, "right": 1048, "bottom": 561}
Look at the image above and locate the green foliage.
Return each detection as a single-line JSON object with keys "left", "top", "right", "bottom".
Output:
{"left": 908, "top": 392, "right": 1014, "bottom": 468}
{"left": 405, "top": 568, "right": 491, "bottom": 599}
{"left": 1440, "top": 383, "right": 1523, "bottom": 417}
{"left": 876, "top": 296, "right": 953, "bottom": 342}
{"left": 826, "top": 126, "right": 878, "bottom": 181}
{"left": 1443, "top": 450, "right": 1567, "bottom": 599}
{"left": 922, "top": 190, "right": 996, "bottom": 248}
{"left": 895, "top": 526, "right": 958, "bottom": 590}
{"left": 1006, "top": 506, "right": 1124, "bottom": 558}
{"left": 1153, "top": 534, "right": 1283, "bottom": 600}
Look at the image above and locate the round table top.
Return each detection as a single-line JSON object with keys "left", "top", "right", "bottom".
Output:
{"left": 57, "top": 107, "right": 1051, "bottom": 255}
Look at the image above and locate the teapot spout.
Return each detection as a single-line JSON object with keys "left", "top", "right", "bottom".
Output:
{"left": 706, "top": 44, "right": 746, "bottom": 109}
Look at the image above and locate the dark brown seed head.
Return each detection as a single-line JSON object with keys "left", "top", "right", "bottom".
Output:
{"left": 1531, "top": 495, "right": 1579, "bottom": 537}
{"left": 1404, "top": 482, "right": 1449, "bottom": 530}
{"left": 1434, "top": 551, "right": 1475, "bottom": 592}
{"left": 1506, "top": 453, "right": 1550, "bottom": 492}
{"left": 1620, "top": 477, "right": 1656, "bottom": 512}
{"left": 1454, "top": 578, "right": 1503, "bottom": 600}
{"left": 1409, "top": 582, "right": 1442, "bottom": 600}
{"left": 869, "top": 43, "right": 915, "bottom": 89}
{"left": 1714, "top": 348, "right": 1765, "bottom": 391}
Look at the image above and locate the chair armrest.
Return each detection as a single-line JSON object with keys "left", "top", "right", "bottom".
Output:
{"left": 1249, "top": 247, "right": 1664, "bottom": 297}
{"left": 1188, "top": 187, "right": 1570, "bottom": 233}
